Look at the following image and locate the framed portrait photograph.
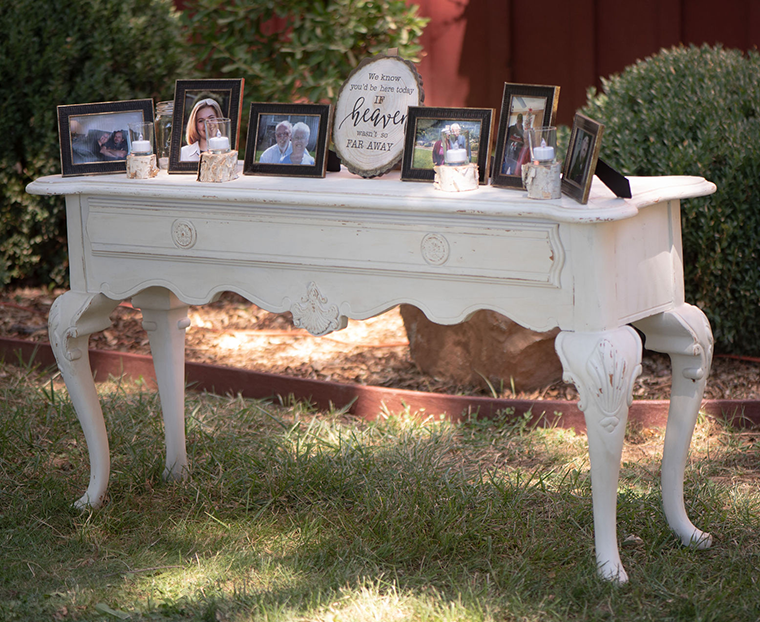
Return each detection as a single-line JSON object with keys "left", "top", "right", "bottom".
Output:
{"left": 243, "top": 103, "right": 332, "bottom": 178}
{"left": 169, "top": 79, "right": 244, "bottom": 174}
{"left": 491, "top": 83, "right": 560, "bottom": 189}
{"left": 57, "top": 99, "right": 154, "bottom": 177}
{"left": 561, "top": 113, "right": 604, "bottom": 204}
{"left": 401, "top": 106, "right": 493, "bottom": 183}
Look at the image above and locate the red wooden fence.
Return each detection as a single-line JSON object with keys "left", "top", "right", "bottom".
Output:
{"left": 413, "top": 0, "right": 760, "bottom": 125}
{"left": 173, "top": 1, "right": 760, "bottom": 126}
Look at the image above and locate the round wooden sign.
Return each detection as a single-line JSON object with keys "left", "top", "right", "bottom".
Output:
{"left": 333, "top": 54, "right": 423, "bottom": 178}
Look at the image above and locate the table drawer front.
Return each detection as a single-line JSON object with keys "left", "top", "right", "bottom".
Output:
{"left": 85, "top": 199, "right": 564, "bottom": 287}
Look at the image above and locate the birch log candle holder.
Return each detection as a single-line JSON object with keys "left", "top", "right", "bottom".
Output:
{"left": 126, "top": 121, "right": 158, "bottom": 179}
{"left": 522, "top": 126, "right": 561, "bottom": 199}
{"left": 197, "top": 150, "right": 239, "bottom": 183}
{"left": 197, "top": 118, "right": 238, "bottom": 182}
{"left": 433, "top": 163, "right": 479, "bottom": 192}
{"left": 433, "top": 124, "right": 478, "bottom": 192}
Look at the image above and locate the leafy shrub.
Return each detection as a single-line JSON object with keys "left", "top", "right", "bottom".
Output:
{"left": 181, "top": 0, "right": 428, "bottom": 145}
{"left": 0, "top": 0, "right": 191, "bottom": 287}
{"left": 583, "top": 44, "right": 760, "bottom": 355}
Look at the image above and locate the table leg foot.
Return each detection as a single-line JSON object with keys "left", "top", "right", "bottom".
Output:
{"left": 635, "top": 304, "right": 714, "bottom": 549}
{"left": 132, "top": 287, "right": 190, "bottom": 482}
{"left": 556, "top": 327, "right": 643, "bottom": 583}
{"left": 49, "top": 291, "right": 121, "bottom": 509}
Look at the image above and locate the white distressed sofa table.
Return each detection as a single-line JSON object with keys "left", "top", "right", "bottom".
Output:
{"left": 27, "top": 168, "right": 716, "bottom": 583}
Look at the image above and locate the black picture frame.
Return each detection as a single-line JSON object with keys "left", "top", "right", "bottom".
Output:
{"left": 243, "top": 103, "right": 332, "bottom": 178}
{"left": 57, "top": 99, "right": 154, "bottom": 177}
{"left": 168, "top": 79, "right": 244, "bottom": 174}
{"left": 561, "top": 113, "right": 604, "bottom": 204}
{"left": 491, "top": 83, "right": 560, "bottom": 189}
{"left": 401, "top": 106, "right": 493, "bottom": 183}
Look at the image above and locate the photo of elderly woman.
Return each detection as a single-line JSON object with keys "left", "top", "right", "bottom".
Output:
{"left": 254, "top": 115, "right": 320, "bottom": 166}
{"left": 282, "top": 122, "right": 315, "bottom": 165}
{"left": 180, "top": 96, "right": 225, "bottom": 162}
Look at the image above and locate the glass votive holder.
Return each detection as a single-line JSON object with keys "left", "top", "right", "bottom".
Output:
{"left": 441, "top": 124, "right": 471, "bottom": 165}
{"left": 155, "top": 100, "right": 173, "bottom": 169}
{"left": 526, "top": 126, "right": 557, "bottom": 164}
{"left": 204, "top": 118, "right": 232, "bottom": 154}
{"left": 128, "top": 121, "right": 154, "bottom": 156}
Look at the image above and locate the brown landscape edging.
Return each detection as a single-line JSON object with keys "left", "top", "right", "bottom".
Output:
{"left": 2, "top": 336, "right": 759, "bottom": 432}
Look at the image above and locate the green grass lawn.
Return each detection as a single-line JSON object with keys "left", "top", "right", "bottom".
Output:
{"left": 1, "top": 360, "right": 759, "bottom": 621}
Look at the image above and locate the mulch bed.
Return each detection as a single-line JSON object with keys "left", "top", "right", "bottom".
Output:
{"left": 1, "top": 287, "right": 758, "bottom": 402}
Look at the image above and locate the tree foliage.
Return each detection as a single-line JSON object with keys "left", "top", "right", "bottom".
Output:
{"left": 182, "top": 0, "right": 428, "bottom": 148}
{"left": 0, "top": 0, "right": 190, "bottom": 286}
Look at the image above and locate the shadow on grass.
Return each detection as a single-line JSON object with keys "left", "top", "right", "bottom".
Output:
{"left": 2, "top": 364, "right": 760, "bottom": 621}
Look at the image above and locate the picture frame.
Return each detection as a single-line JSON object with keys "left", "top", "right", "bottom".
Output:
{"left": 491, "top": 83, "right": 559, "bottom": 189}
{"left": 168, "top": 79, "right": 244, "bottom": 174}
{"left": 243, "top": 103, "right": 332, "bottom": 178}
{"left": 401, "top": 106, "right": 493, "bottom": 183}
{"left": 57, "top": 99, "right": 154, "bottom": 177}
{"left": 561, "top": 113, "right": 604, "bottom": 204}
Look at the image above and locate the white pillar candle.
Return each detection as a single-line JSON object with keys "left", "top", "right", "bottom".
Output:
{"left": 208, "top": 131, "right": 230, "bottom": 152}
{"left": 532, "top": 139, "right": 555, "bottom": 162}
{"left": 445, "top": 148, "right": 468, "bottom": 164}
{"left": 131, "top": 140, "right": 152, "bottom": 154}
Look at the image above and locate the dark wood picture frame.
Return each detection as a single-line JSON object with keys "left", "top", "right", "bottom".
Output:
{"left": 561, "top": 113, "right": 604, "bottom": 204}
{"left": 168, "top": 79, "right": 244, "bottom": 174}
{"left": 491, "top": 83, "right": 560, "bottom": 189}
{"left": 401, "top": 106, "right": 493, "bottom": 183}
{"left": 57, "top": 99, "right": 154, "bottom": 177}
{"left": 243, "top": 103, "right": 332, "bottom": 178}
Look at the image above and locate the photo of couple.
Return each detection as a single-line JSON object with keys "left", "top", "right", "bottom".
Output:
{"left": 255, "top": 116, "right": 320, "bottom": 166}
{"left": 69, "top": 119, "right": 133, "bottom": 164}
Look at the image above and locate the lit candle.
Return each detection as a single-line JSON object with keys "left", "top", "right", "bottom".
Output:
{"left": 532, "top": 138, "right": 555, "bottom": 162}
{"left": 131, "top": 134, "right": 152, "bottom": 155}
{"left": 208, "top": 130, "right": 230, "bottom": 153}
{"left": 445, "top": 148, "right": 468, "bottom": 164}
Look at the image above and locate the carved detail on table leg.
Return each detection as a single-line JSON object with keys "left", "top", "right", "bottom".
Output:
{"left": 131, "top": 288, "right": 190, "bottom": 482}
{"left": 290, "top": 282, "right": 347, "bottom": 336}
{"left": 634, "top": 304, "right": 714, "bottom": 550}
{"left": 555, "top": 327, "right": 643, "bottom": 583}
{"left": 48, "top": 291, "right": 121, "bottom": 509}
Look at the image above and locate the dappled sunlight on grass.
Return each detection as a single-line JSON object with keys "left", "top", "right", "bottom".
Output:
{"left": 2, "top": 361, "right": 760, "bottom": 620}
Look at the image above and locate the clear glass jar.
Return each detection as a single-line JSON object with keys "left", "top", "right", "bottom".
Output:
{"left": 155, "top": 100, "right": 173, "bottom": 169}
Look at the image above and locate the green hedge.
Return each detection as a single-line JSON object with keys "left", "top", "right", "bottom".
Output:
{"left": 181, "top": 0, "right": 428, "bottom": 147}
{"left": 0, "top": 0, "right": 427, "bottom": 289}
{"left": 0, "top": 0, "right": 190, "bottom": 287}
{"left": 582, "top": 44, "right": 760, "bottom": 355}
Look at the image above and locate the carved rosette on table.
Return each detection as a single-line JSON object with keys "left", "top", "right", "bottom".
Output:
{"left": 290, "top": 282, "right": 344, "bottom": 337}
{"left": 420, "top": 233, "right": 450, "bottom": 266}
{"left": 333, "top": 53, "right": 423, "bottom": 178}
{"left": 172, "top": 219, "right": 197, "bottom": 249}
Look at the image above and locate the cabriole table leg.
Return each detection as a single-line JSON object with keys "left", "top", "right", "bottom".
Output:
{"left": 131, "top": 287, "right": 190, "bottom": 482}
{"left": 48, "top": 291, "right": 121, "bottom": 509}
{"left": 635, "top": 304, "right": 714, "bottom": 549}
{"left": 555, "top": 327, "right": 643, "bottom": 583}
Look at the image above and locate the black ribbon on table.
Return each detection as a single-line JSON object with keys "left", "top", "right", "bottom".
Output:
{"left": 595, "top": 158, "right": 632, "bottom": 198}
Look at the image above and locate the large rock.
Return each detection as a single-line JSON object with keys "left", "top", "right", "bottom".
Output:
{"left": 400, "top": 304, "right": 563, "bottom": 393}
